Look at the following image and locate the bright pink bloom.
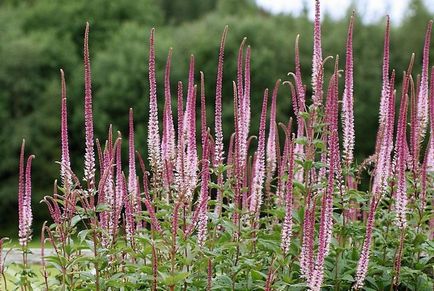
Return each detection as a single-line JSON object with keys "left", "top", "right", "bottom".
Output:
{"left": 83, "top": 22, "right": 95, "bottom": 189}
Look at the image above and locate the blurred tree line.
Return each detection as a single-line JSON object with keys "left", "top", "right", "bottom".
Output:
{"left": 0, "top": 0, "right": 432, "bottom": 235}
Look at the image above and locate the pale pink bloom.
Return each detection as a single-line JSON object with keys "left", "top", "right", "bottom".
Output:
{"left": 18, "top": 142, "right": 34, "bottom": 247}
{"left": 309, "top": 70, "right": 339, "bottom": 290}
{"left": 312, "top": 0, "right": 323, "bottom": 105}
{"left": 112, "top": 137, "right": 123, "bottom": 238}
{"left": 60, "top": 69, "right": 71, "bottom": 186}
{"left": 122, "top": 174, "right": 135, "bottom": 242}
{"left": 214, "top": 27, "right": 228, "bottom": 217}
{"left": 249, "top": 89, "right": 268, "bottom": 214}
{"left": 214, "top": 26, "right": 228, "bottom": 167}
{"left": 175, "top": 81, "right": 186, "bottom": 197}
{"left": 342, "top": 14, "right": 355, "bottom": 166}
{"left": 128, "top": 109, "right": 138, "bottom": 207}
{"left": 293, "top": 36, "right": 306, "bottom": 182}
{"left": 266, "top": 80, "right": 280, "bottom": 193}
{"left": 354, "top": 198, "right": 379, "bottom": 289}
{"left": 395, "top": 83, "right": 409, "bottom": 229}
{"left": 281, "top": 133, "right": 294, "bottom": 254}
{"left": 183, "top": 57, "right": 198, "bottom": 201}
{"left": 162, "top": 49, "right": 176, "bottom": 165}
{"left": 147, "top": 28, "right": 162, "bottom": 175}
{"left": 378, "top": 16, "right": 391, "bottom": 125}
{"left": 415, "top": 21, "right": 432, "bottom": 143}
{"left": 83, "top": 23, "right": 96, "bottom": 188}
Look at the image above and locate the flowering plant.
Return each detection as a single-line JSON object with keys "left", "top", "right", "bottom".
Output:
{"left": 2, "top": 1, "right": 433, "bottom": 290}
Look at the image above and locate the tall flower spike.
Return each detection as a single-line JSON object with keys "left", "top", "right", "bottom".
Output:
{"left": 379, "top": 16, "right": 391, "bottom": 124}
{"left": 243, "top": 45, "right": 251, "bottom": 149}
{"left": 249, "top": 89, "right": 268, "bottom": 214}
{"left": 186, "top": 84, "right": 198, "bottom": 201}
{"left": 175, "top": 81, "right": 186, "bottom": 197}
{"left": 395, "top": 90, "right": 409, "bottom": 229}
{"left": 426, "top": 67, "right": 434, "bottom": 175}
{"left": 416, "top": 21, "right": 433, "bottom": 144}
{"left": 266, "top": 79, "right": 280, "bottom": 196}
{"left": 18, "top": 140, "right": 26, "bottom": 245}
{"left": 342, "top": 12, "right": 355, "bottom": 166}
{"left": 214, "top": 26, "right": 228, "bottom": 167}
{"left": 128, "top": 109, "right": 137, "bottom": 208}
{"left": 147, "top": 28, "right": 162, "bottom": 176}
{"left": 83, "top": 22, "right": 95, "bottom": 189}
{"left": 112, "top": 135, "right": 123, "bottom": 239}
{"left": 281, "top": 132, "right": 295, "bottom": 254}
{"left": 162, "top": 48, "right": 176, "bottom": 164}
{"left": 309, "top": 70, "right": 339, "bottom": 291}
{"left": 353, "top": 197, "right": 380, "bottom": 289}
{"left": 214, "top": 27, "right": 228, "bottom": 217}
{"left": 60, "top": 69, "right": 71, "bottom": 186}
{"left": 200, "top": 72, "right": 207, "bottom": 146}
{"left": 312, "top": 0, "right": 323, "bottom": 102}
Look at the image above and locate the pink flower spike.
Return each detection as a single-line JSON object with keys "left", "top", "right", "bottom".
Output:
{"left": 249, "top": 88, "right": 268, "bottom": 214}
{"left": 354, "top": 198, "right": 379, "bottom": 289}
{"left": 162, "top": 48, "right": 176, "bottom": 164}
{"left": 281, "top": 133, "right": 295, "bottom": 254}
{"left": 128, "top": 108, "right": 137, "bottom": 204}
{"left": 200, "top": 71, "right": 207, "bottom": 146}
{"left": 147, "top": 28, "right": 162, "bottom": 176}
{"left": 426, "top": 67, "right": 434, "bottom": 172}
{"left": 18, "top": 140, "right": 25, "bottom": 245}
{"left": 83, "top": 22, "right": 95, "bottom": 189}
{"left": 395, "top": 91, "right": 409, "bottom": 229}
{"left": 266, "top": 79, "right": 281, "bottom": 195}
{"left": 294, "top": 35, "right": 306, "bottom": 109}
{"left": 60, "top": 69, "right": 71, "bottom": 187}
{"left": 379, "top": 16, "right": 391, "bottom": 124}
{"left": 214, "top": 26, "right": 228, "bottom": 167}
{"left": 415, "top": 20, "right": 433, "bottom": 144}
{"left": 244, "top": 45, "right": 251, "bottom": 147}
{"left": 312, "top": 0, "right": 323, "bottom": 100}
{"left": 20, "top": 154, "right": 35, "bottom": 246}
{"left": 342, "top": 13, "right": 355, "bottom": 166}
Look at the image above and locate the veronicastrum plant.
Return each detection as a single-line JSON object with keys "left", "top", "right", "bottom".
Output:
{"left": 1, "top": 0, "right": 433, "bottom": 290}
